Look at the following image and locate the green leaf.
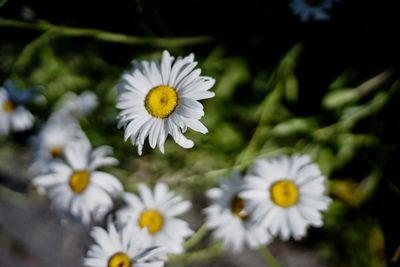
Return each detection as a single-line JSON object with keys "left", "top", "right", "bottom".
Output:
{"left": 329, "top": 70, "right": 353, "bottom": 89}
{"left": 284, "top": 73, "right": 298, "bottom": 102}
{"left": 272, "top": 118, "right": 315, "bottom": 137}
{"left": 213, "top": 58, "right": 249, "bottom": 100}
{"left": 323, "top": 88, "right": 359, "bottom": 109}
{"left": 0, "top": 0, "right": 8, "bottom": 7}
{"left": 276, "top": 43, "right": 302, "bottom": 78}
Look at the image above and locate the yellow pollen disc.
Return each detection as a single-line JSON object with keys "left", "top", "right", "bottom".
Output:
{"left": 108, "top": 252, "right": 132, "bottom": 267}
{"left": 145, "top": 85, "right": 178, "bottom": 118}
{"left": 304, "top": 0, "right": 324, "bottom": 6}
{"left": 138, "top": 209, "right": 164, "bottom": 234}
{"left": 69, "top": 170, "right": 90, "bottom": 194}
{"left": 270, "top": 179, "right": 299, "bottom": 208}
{"left": 49, "top": 146, "right": 64, "bottom": 158}
{"left": 2, "top": 100, "right": 14, "bottom": 112}
{"left": 230, "top": 195, "right": 248, "bottom": 220}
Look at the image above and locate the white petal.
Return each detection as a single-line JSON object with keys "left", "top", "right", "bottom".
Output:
{"left": 173, "top": 61, "right": 198, "bottom": 88}
{"left": 124, "top": 192, "right": 144, "bottom": 210}
{"left": 299, "top": 194, "right": 331, "bottom": 211}
{"left": 174, "top": 133, "right": 194, "bottom": 149}
{"left": 65, "top": 140, "right": 90, "bottom": 170}
{"left": 165, "top": 200, "right": 191, "bottom": 216}
{"left": 124, "top": 115, "right": 152, "bottom": 142}
{"left": 161, "top": 50, "right": 172, "bottom": 85}
{"left": 184, "top": 118, "right": 208, "bottom": 134}
{"left": 138, "top": 184, "right": 155, "bottom": 207}
{"left": 149, "top": 119, "right": 162, "bottom": 149}
{"left": 83, "top": 257, "right": 107, "bottom": 267}
{"left": 91, "top": 171, "right": 123, "bottom": 195}
{"left": 287, "top": 207, "right": 307, "bottom": 240}
{"left": 176, "top": 104, "right": 204, "bottom": 120}
{"left": 154, "top": 183, "right": 169, "bottom": 203}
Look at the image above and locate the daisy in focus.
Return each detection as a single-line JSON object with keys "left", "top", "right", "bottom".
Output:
{"left": 290, "top": 0, "right": 334, "bottom": 21}
{"left": 0, "top": 80, "right": 35, "bottom": 135}
{"left": 241, "top": 155, "right": 331, "bottom": 241}
{"left": 33, "top": 138, "right": 122, "bottom": 224}
{"left": 84, "top": 219, "right": 166, "bottom": 267}
{"left": 116, "top": 50, "right": 215, "bottom": 155}
{"left": 30, "top": 113, "right": 87, "bottom": 174}
{"left": 204, "top": 172, "right": 271, "bottom": 252}
{"left": 116, "top": 183, "right": 193, "bottom": 254}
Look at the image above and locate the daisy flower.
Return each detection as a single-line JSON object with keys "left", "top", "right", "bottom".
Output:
{"left": 0, "top": 80, "right": 35, "bottom": 135}
{"left": 33, "top": 138, "right": 123, "bottom": 224}
{"left": 116, "top": 50, "right": 215, "bottom": 155}
{"left": 289, "top": 0, "right": 334, "bottom": 21}
{"left": 56, "top": 90, "right": 98, "bottom": 118}
{"left": 241, "top": 155, "right": 331, "bottom": 241}
{"left": 116, "top": 183, "right": 193, "bottom": 254}
{"left": 204, "top": 172, "right": 271, "bottom": 252}
{"left": 84, "top": 219, "right": 166, "bottom": 267}
{"left": 30, "top": 113, "right": 87, "bottom": 174}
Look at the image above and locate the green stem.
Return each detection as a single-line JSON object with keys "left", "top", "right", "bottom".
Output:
{"left": 170, "top": 242, "right": 223, "bottom": 264}
{"left": 0, "top": 19, "right": 213, "bottom": 47}
{"left": 235, "top": 82, "right": 283, "bottom": 164}
{"left": 184, "top": 224, "right": 208, "bottom": 250}
{"left": 11, "top": 30, "right": 55, "bottom": 74}
{"left": 165, "top": 147, "right": 290, "bottom": 187}
{"left": 259, "top": 246, "right": 281, "bottom": 267}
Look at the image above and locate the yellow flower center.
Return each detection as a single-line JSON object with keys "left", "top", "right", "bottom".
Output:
{"left": 230, "top": 194, "right": 248, "bottom": 220}
{"left": 2, "top": 100, "right": 14, "bottom": 112}
{"left": 145, "top": 85, "right": 178, "bottom": 118}
{"left": 108, "top": 252, "right": 132, "bottom": 267}
{"left": 304, "top": 0, "right": 324, "bottom": 7}
{"left": 49, "top": 146, "right": 64, "bottom": 158}
{"left": 69, "top": 170, "right": 90, "bottom": 194}
{"left": 270, "top": 179, "right": 299, "bottom": 208}
{"left": 138, "top": 209, "right": 164, "bottom": 234}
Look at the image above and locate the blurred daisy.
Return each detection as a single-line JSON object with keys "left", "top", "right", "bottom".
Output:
{"left": 33, "top": 139, "right": 122, "bottom": 224}
{"left": 290, "top": 0, "right": 334, "bottom": 21}
{"left": 84, "top": 219, "right": 166, "bottom": 267}
{"left": 116, "top": 183, "right": 193, "bottom": 254}
{"left": 0, "top": 80, "right": 35, "bottom": 135}
{"left": 241, "top": 155, "right": 331, "bottom": 240}
{"left": 56, "top": 90, "right": 98, "bottom": 118}
{"left": 116, "top": 50, "right": 215, "bottom": 155}
{"left": 30, "top": 113, "right": 87, "bottom": 174}
{"left": 204, "top": 172, "right": 271, "bottom": 252}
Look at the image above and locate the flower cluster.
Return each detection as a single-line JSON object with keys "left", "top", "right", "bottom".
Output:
{"left": 23, "top": 50, "right": 216, "bottom": 267}
{"left": 205, "top": 155, "right": 331, "bottom": 252}
{"left": 5, "top": 50, "right": 334, "bottom": 267}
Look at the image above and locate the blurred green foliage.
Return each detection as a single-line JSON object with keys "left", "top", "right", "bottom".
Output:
{"left": 1, "top": 3, "right": 400, "bottom": 266}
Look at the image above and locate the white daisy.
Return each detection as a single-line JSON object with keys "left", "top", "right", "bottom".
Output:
{"left": 32, "top": 138, "right": 123, "bottom": 224}
{"left": 84, "top": 219, "right": 166, "bottom": 267}
{"left": 116, "top": 183, "right": 193, "bottom": 254}
{"left": 240, "top": 155, "right": 331, "bottom": 241}
{"left": 30, "top": 113, "right": 87, "bottom": 174}
{"left": 290, "top": 0, "right": 334, "bottom": 21}
{"left": 204, "top": 171, "right": 271, "bottom": 252}
{"left": 56, "top": 90, "right": 98, "bottom": 118}
{"left": 116, "top": 50, "right": 215, "bottom": 155}
{"left": 0, "top": 80, "right": 35, "bottom": 135}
